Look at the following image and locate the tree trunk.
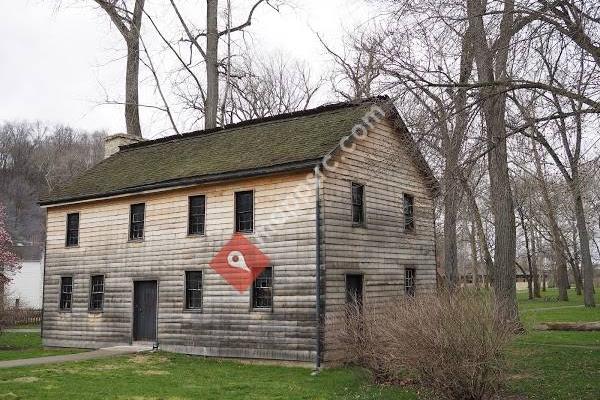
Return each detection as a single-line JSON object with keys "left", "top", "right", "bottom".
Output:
{"left": 570, "top": 223, "right": 583, "bottom": 295}
{"left": 466, "top": 0, "right": 518, "bottom": 322}
{"left": 532, "top": 139, "right": 568, "bottom": 300}
{"left": 570, "top": 259, "right": 583, "bottom": 296}
{"left": 459, "top": 173, "right": 494, "bottom": 283}
{"left": 530, "top": 225, "right": 541, "bottom": 298}
{"left": 519, "top": 207, "right": 534, "bottom": 300}
{"left": 554, "top": 243, "right": 570, "bottom": 301}
{"left": 527, "top": 270, "right": 533, "bottom": 300}
{"left": 542, "top": 256, "right": 547, "bottom": 292}
{"left": 486, "top": 101, "right": 518, "bottom": 319}
{"left": 125, "top": 36, "right": 142, "bottom": 137}
{"left": 443, "top": 166, "right": 459, "bottom": 288}
{"left": 469, "top": 219, "right": 480, "bottom": 289}
{"left": 442, "top": 27, "right": 474, "bottom": 290}
{"left": 205, "top": 0, "right": 219, "bottom": 129}
{"left": 572, "top": 184, "right": 596, "bottom": 307}
{"left": 94, "top": 0, "right": 145, "bottom": 137}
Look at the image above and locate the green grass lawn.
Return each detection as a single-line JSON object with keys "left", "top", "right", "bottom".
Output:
{"left": 0, "top": 332, "right": 85, "bottom": 362}
{"left": 0, "top": 289, "right": 597, "bottom": 399}
{"left": 518, "top": 288, "right": 600, "bottom": 326}
{"left": 508, "top": 288, "right": 600, "bottom": 400}
{"left": 0, "top": 353, "right": 417, "bottom": 400}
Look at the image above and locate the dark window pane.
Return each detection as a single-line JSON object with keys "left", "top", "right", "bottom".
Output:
{"left": 66, "top": 213, "right": 79, "bottom": 247}
{"left": 253, "top": 267, "right": 273, "bottom": 309}
{"left": 129, "top": 203, "right": 145, "bottom": 240}
{"left": 235, "top": 191, "right": 253, "bottom": 233}
{"left": 405, "top": 268, "right": 416, "bottom": 297}
{"left": 60, "top": 277, "right": 73, "bottom": 310}
{"left": 345, "top": 274, "right": 363, "bottom": 306}
{"left": 188, "top": 196, "right": 206, "bottom": 235}
{"left": 351, "top": 183, "right": 364, "bottom": 225}
{"left": 403, "top": 194, "right": 415, "bottom": 232}
{"left": 185, "top": 271, "right": 203, "bottom": 309}
{"left": 89, "top": 275, "right": 104, "bottom": 311}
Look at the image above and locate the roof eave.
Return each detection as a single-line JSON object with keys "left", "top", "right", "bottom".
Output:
{"left": 39, "top": 159, "right": 320, "bottom": 208}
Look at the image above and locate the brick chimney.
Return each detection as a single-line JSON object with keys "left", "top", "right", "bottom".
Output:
{"left": 104, "top": 133, "right": 144, "bottom": 159}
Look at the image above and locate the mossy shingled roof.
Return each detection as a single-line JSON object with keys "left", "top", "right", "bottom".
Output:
{"left": 40, "top": 100, "right": 382, "bottom": 205}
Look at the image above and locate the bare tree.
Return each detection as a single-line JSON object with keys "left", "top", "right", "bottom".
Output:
{"left": 223, "top": 51, "right": 321, "bottom": 123}
{"left": 530, "top": 217, "right": 541, "bottom": 298}
{"left": 530, "top": 139, "right": 570, "bottom": 300}
{"left": 465, "top": 0, "right": 519, "bottom": 320}
{"left": 139, "top": 35, "right": 180, "bottom": 134}
{"left": 0, "top": 122, "right": 105, "bottom": 254}
{"left": 320, "top": 32, "right": 384, "bottom": 101}
{"left": 511, "top": 37, "right": 598, "bottom": 306}
{"left": 94, "top": 0, "right": 145, "bottom": 137}
{"left": 169, "top": 0, "right": 281, "bottom": 129}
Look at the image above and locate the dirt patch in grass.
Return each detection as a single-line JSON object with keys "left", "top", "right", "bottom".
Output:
{"left": 32, "top": 365, "right": 91, "bottom": 376}
{"left": 95, "top": 363, "right": 122, "bottom": 371}
{"left": 128, "top": 354, "right": 169, "bottom": 365}
{"left": 31, "top": 367, "right": 65, "bottom": 374}
{"left": 509, "top": 372, "right": 535, "bottom": 381}
{"left": 139, "top": 370, "right": 170, "bottom": 376}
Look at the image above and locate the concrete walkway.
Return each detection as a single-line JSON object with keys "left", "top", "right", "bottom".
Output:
{"left": 0, "top": 345, "right": 153, "bottom": 369}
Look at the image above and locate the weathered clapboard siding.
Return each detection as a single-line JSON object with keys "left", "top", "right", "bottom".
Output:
{"left": 43, "top": 171, "right": 319, "bottom": 361}
{"left": 321, "top": 118, "right": 437, "bottom": 362}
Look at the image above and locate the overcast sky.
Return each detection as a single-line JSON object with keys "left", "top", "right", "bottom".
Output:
{"left": 0, "top": 0, "right": 373, "bottom": 138}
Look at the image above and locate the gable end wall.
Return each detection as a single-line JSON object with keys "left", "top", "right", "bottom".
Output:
{"left": 321, "top": 118, "right": 437, "bottom": 362}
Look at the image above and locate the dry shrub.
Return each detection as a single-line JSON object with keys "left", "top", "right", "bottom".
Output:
{"left": 328, "top": 290, "right": 517, "bottom": 400}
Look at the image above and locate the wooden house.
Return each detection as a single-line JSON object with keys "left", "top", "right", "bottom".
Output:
{"left": 39, "top": 97, "right": 438, "bottom": 365}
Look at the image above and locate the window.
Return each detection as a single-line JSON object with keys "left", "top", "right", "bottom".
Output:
{"left": 405, "top": 268, "right": 416, "bottom": 296}
{"left": 351, "top": 183, "right": 365, "bottom": 226}
{"left": 403, "top": 194, "right": 415, "bottom": 232}
{"left": 59, "top": 277, "right": 73, "bottom": 311}
{"left": 185, "top": 271, "right": 203, "bottom": 310}
{"left": 252, "top": 267, "right": 273, "bottom": 309}
{"left": 66, "top": 213, "right": 79, "bottom": 247}
{"left": 345, "top": 274, "right": 364, "bottom": 306}
{"left": 129, "top": 203, "right": 145, "bottom": 240}
{"left": 235, "top": 191, "right": 253, "bottom": 233}
{"left": 89, "top": 275, "right": 104, "bottom": 311}
{"left": 188, "top": 195, "right": 206, "bottom": 235}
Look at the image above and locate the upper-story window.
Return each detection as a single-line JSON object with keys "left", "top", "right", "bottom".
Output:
{"left": 351, "top": 183, "right": 365, "bottom": 226}
{"left": 235, "top": 191, "right": 253, "bottom": 233}
{"left": 403, "top": 194, "right": 415, "bottom": 232}
{"left": 129, "top": 203, "right": 145, "bottom": 240}
{"left": 65, "top": 213, "right": 80, "bottom": 247}
{"left": 188, "top": 195, "right": 206, "bottom": 235}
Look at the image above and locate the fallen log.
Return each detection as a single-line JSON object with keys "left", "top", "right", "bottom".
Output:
{"left": 534, "top": 321, "right": 600, "bottom": 331}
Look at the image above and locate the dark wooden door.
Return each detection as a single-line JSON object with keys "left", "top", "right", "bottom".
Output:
{"left": 133, "top": 281, "right": 157, "bottom": 341}
{"left": 345, "top": 274, "right": 363, "bottom": 306}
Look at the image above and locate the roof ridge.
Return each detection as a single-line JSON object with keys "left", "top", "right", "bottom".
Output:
{"left": 120, "top": 96, "right": 388, "bottom": 152}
